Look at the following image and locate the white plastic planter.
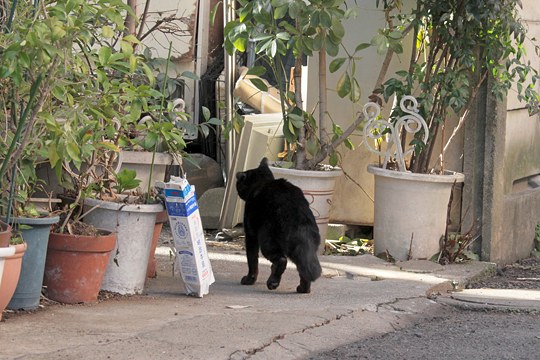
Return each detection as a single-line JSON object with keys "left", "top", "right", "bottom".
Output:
{"left": 0, "top": 246, "right": 16, "bottom": 290}
{"left": 367, "top": 165, "right": 465, "bottom": 261}
{"left": 83, "top": 198, "right": 164, "bottom": 295}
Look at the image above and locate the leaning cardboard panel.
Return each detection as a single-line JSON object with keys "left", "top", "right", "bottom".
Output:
{"left": 163, "top": 177, "right": 215, "bottom": 297}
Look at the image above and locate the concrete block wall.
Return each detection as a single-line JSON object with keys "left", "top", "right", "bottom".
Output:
{"left": 473, "top": 0, "right": 540, "bottom": 264}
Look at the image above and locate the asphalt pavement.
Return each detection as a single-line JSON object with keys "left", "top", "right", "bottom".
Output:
{"left": 1, "top": 241, "right": 537, "bottom": 360}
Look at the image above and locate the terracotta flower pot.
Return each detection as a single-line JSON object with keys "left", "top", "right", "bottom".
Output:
{"left": 0, "top": 221, "right": 11, "bottom": 248}
{"left": 146, "top": 209, "right": 169, "bottom": 279}
{"left": 0, "top": 243, "right": 26, "bottom": 321}
{"left": 44, "top": 230, "right": 117, "bottom": 304}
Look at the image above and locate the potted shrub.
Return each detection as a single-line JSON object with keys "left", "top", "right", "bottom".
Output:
{"left": 363, "top": 0, "right": 540, "bottom": 261}
{"left": 39, "top": 6, "right": 169, "bottom": 297}
{"left": 0, "top": 0, "right": 79, "bottom": 310}
{"left": 43, "top": 6, "right": 211, "bottom": 295}
{"left": 38, "top": 0, "right": 146, "bottom": 304}
{"left": 224, "top": 0, "right": 371, "bottom": 241}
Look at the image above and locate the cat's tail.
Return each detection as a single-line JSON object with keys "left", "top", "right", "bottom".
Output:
{"left": 297, "top": 248, "right": 322, "bottom": 282}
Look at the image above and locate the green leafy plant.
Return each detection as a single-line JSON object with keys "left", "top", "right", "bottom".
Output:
{"left": 0, "top": 0, "right": 131, "bottom": 220}
{"left": 224, "top": 0, "right": 371, "bottom": 170}
{"left": 113, "top": 169, "right": 141, "bottom": 194}
{"left": 374, "top": 0, "right": 540, "bottom": 174}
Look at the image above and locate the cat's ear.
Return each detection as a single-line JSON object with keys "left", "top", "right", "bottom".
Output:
{"left": 236, "top": 172, "right": 246, "bottom": 181}
{"left": 259, "top": 157, "right": 268, "bottom": 168}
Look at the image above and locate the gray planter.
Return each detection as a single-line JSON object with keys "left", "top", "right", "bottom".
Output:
{"left": 7, "top": 215, "right": 60, "bottom": 310}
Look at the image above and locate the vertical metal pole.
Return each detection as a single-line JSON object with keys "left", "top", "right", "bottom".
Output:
{"left": 218, "top": 0, "right": 237, "bottom": 231}
{"left": 223, "top": 0, "right": 236, "bottom": 181}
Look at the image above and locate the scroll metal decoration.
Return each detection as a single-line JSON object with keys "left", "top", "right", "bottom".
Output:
{"left": 363, "top": 95, "right": 428, "bottom": 172}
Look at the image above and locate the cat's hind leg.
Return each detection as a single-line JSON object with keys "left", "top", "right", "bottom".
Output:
{"left": 296, "top": 276, "right": 311, "bottom": 293}
{"left": 241, "top": 233, "right": 259, "bottom": 285}
{"left": 266, "top": 256, "right": 287, "bottom": 290}
{"left": 289, "top": 238, "right": 322, "bottom": 294}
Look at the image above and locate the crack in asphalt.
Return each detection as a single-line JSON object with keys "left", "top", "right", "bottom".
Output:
{"left": 228, "top": 310, "right": 356, "bottom": 359}
{"left": 230, "top": 296, "right": 430, "bottom": 359}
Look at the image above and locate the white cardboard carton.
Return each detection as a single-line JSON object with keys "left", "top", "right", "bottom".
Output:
{"left": 163, "top": 176, "right": 215, "bottom": 297}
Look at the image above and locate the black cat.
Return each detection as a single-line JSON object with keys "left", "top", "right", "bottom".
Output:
{"left": 235, "top": 158, "right": 322, "bottom": 293}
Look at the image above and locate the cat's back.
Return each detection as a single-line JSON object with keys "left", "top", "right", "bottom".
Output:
{"left": 248, "top": 178, "right": 312, "bottom": 223}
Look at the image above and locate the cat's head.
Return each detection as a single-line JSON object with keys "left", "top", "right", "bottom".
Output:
{"left": 236, "top": 158, "right": 275, "bottom": 200}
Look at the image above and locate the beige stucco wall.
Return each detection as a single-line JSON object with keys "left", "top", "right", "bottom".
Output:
{"left": 306, "top": 0, "right": 424, "bottom": 225}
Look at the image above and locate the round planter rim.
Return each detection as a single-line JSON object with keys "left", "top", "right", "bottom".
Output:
{"left": 119, "top": 150, "right": 179, "bottom": 165}
{"left": 367, "top": 164, "right": 464, "bottom": 184}
{"left": 84, "top": 198, "right": 164, "bottom": 213}
{"left": 6, "top": 215, "right": 60, "bottom": 226}
{"left": 270, "top": 165, "right": 343, "bottom": 178}
{"left": 0, "top": 246, "right": 16, "bottom": 257}
{"left": 48, "top": 230, "right": 117, "bottom": 253}
{"left": 10, "top": 242, "right": 27, "bottom": 253}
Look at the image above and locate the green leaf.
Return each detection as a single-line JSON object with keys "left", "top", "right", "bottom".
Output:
{"left": 180, "top": 71, "right": 200, "bottom": 80}
{"left": 326, "top": 40, "right": 339, "bottom": 57}
{"left": 319, "top": 10, "right": 332, "bottom": 28}
{"left": 249, "top": 78, "right": 269, "bottom": 92}
{"left": 331, "top": 18, "right": 345, "bottom": 39}
{"left": 344, "top": 138, "right": 354, "bottom": 150}
{"left": 306, "top": 137, "right": 319, "bottom": 156}
{"left": 48, "top": 145, "right": 60, "bottom": 168}
{"left": 313, "top": 33, "right": 324, "bottom": 51}
{"left": 371, "top": 34, "right": 387, "bottom": 55}
{"left": 396, "top": 70, "right": 409, "bottom": 77}
{"left": 102, "top": 25, "right": 114, "bottom": 38}
{"left": 114, "top": 169, "right": 141, "bottom": 193}
{"left": 329, "top": 58, "right": 346, "bottom": 73}
{"left": 120, "top": 40, "right": 134, "bottom": 55}
{"left": 274, "top": 5, "right": 288, "bottom": 20}
{"left": 129, "top": 54, "right": 137, "bottom": 72}
{"left": 98, "top": 46, "right": 112, "bottom": 65}
{"left": 337, "top": 72, "right": 351, "bottom": 98}
{"left": 288, "top": 113, "right": 304, "bottom": 128}
{"left": 207, "top": 117, "right": 223, "bottom": 126}
{"left": 329, "top": 152, "right": 338, "bottom": 167}
{"left": 97, "top": 142, "right": 121, "bottom": 152}
{"left": 246, "top": 66, "right": 267, "bottom": 77}
{"left": 122, "top": 34, "right": 140, "bottom": 44}
{"left": 66, "top": 142, "right": 81, "bottom": 163}
{"left": 355, "top": 43, "right": 371, "bottom": 53}
{"left": 202, "top": 106, "right": 211, "bottom": 120}
{"left": 350, "top": 78, "right": 361, "bottom": 103}
{"left": 233, "top": 35, "right": 248, "bottom": 52}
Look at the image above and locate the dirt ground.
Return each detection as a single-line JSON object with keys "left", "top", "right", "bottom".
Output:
{"left": 467, "top": 256, "right": 540, "bottom": 289}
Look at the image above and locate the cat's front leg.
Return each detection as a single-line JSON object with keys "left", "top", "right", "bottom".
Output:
{"left": 241, "top": 234, "right": 259, "bottom": 285}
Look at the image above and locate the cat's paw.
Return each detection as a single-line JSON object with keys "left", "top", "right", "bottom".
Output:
{"left": 266, "top": 279, "right": 280, "bottom": 290}
{"left": 241, "top": 275, "right": 256, "bottom": 285}
{"left": 296, "top": 283, "right": 311, "bottom": 294}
